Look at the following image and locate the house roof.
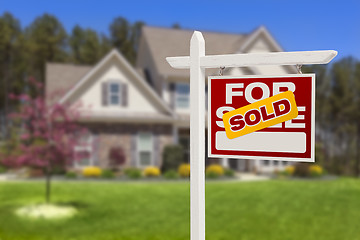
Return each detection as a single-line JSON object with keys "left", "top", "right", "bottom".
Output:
{"left": 141, "top": 26, "right": 250, "bottom": 78}
{"left": 140, "top": 26, "right": 295, "bottom": 78}
{"left": 46, "top": 63, "right": 92, "bottom": 104}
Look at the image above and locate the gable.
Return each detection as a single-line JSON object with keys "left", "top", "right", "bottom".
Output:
{"left": 77, "top": 58, "right": 163, "bottom": 113}
{"left": 242, "top": 27, "right": 297, "bottom": 75}
{"left": 59, "top": 50, "right": 173, "bottom": 120}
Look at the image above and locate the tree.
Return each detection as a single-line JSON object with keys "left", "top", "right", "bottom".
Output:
{"left": 172, "top": 23, "right": 181, "bottom": 29}
{"left": 328, "top": 58, "right": 359, "bottom": 175}
{"left": 1, "top": 77, "right": 86, "bottom": 203}
{"left": 109, "top": 17, "right": 144, "bottom": 65}
{"left": 25, "top": 14, "right": 67, "bottom": 85}
{"left": 0, "top": 12, "right": 25, "bottom": 139}
{"left": 351, "top": 61, "right": 360, "bottom": 176}
{"left": 69, "top": 25, "right": 109, "bottom": 65}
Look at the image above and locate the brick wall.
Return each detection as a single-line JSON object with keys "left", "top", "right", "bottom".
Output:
{"left": 82, "top": 122, "right": 173, "bottom": 169}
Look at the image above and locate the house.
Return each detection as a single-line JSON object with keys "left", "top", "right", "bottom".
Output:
{"left": 46, "top": 26, "right": 296, "bottom": 173}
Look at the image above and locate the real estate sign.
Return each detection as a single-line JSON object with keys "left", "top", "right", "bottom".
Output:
{"left": 208, "top": 74, "right": 315, "bottom": 162}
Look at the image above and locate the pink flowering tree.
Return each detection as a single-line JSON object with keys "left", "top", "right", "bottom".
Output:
{"left": 1, "top": 77, "right": 87, "bottom": 203}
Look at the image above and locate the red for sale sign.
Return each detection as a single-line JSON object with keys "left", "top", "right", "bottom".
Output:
{"left": 208, "top": 74, "right": 315, "bottom": 162}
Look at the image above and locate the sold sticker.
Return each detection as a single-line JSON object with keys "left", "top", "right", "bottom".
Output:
{"left": 223, "top": 91, "right": 298, "bottom": 139}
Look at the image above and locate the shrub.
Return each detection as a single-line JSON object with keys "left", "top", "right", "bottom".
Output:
{"left": 29, "top": 168, "right": 44, "bottom": 177}
{"left": 0, "top": 165, "right": 6, "bottom": 174}
{"left": 224, "top": 168, "right": 235, "bottom": 177}
{"left": 82, "top": 166, "right": 102, "bottom": 178}
{"left": 51, "top": 165, "right": 66, "bottom": 175}
{"left": 294, "top": 163, "right": 311, "bottom": 177}
{"left": 102, "top": 169, "right": 115, "bottom": 179}
{"left": 178, "top": 163, "right": 190, "bottom": 178}
{"left": 284, "top": 166, "right": 295, "bottom": 176}
{"left": 206, "top": 164, "right": 224, "bottom": 178}
{"left": 65, "top": 171, "right": 77, "bottom": 179}
{"left": 124, "top": 168, "right": 142, "bottom": 179}
{"left": 108, "top": 147, "right": 126, "bottom": 169}
{"left": 162, "top": 145, "right": 184, "bottom": 172}
{"left": 309, "top": 164, "right": 323, "bottom": 177}
{"left": 144, "top": 166, "right": 161, "bottom": 177}
{"left": 163, "top": 170, "right": 179, "bottom": 179}
{"left": 206, "top": 171, "right": 220, "bottom": 179}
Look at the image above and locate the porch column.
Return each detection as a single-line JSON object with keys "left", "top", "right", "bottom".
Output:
{"left": 221, "top": 158, "right": 229, "bottom": 168}
{"left": 173, "top": 125, "right": 179, "bottom": 144}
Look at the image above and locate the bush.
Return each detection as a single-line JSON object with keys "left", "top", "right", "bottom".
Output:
{"left": 284, "top": 166, "right": 295, "bottom": 176}
{"left": 178, "top": 164, "right": 190, "bottom": 178}
{"left": 0, "top": 165, "right": 6, "bottom": 174}
{"left": 102, "top": 169, "right": 115, "bottom": 179}
{"left": 162, "top": 145, "right": 184, "bottom": 172}
{"left": 124, "top": 168, "right": 142, "bottom": 179}
{"left": 206, "top": 164, "right": 224, "bottom": 178}
{"left": 65, "top": 171, "right": 77, "bottom": 179}
{"left": 163, "top": 170, "right": 179, "bottom": 179}
{"left": 108, "top": 147, "right": 126, "bottom": 169}
{"left": 143, "top": 166, "right": 161, "bottom": 177}
{"left": 29, "top": 168, "right": 44, "bottom": 177}
{"left": 51, "top": 165, "right": 66, "bottom": 175}
{"left": 294, "top": 163, "right": 311, "bottom": 177}
{"left": 224, "top": 168, "right": 235, "bottom": 177}
{"left": 82, "top": 166, "right": 102, "bottom": 178}
{"left": 309, "top": 164, "right": 323, "bottom": 177}
{"left": 206, "top": 171, "right": 220, "bottom": 179}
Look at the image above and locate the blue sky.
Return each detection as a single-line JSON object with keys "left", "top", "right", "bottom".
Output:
{"left": 1, "top": 0, "right": 359, "bottom": 61}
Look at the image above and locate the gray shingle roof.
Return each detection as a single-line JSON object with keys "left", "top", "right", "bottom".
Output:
{"left": 46, "top": 63, "right": 92, "bottom": 104}
{"left": 140, "top": 26, "right": 249, "bottom": 78}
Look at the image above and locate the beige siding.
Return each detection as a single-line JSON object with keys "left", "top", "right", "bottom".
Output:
{"left": 75, "top": 57, "right": 164, "bottom": 114}
{"left": 247, "top": 38, "right": 290, "bottom": 75}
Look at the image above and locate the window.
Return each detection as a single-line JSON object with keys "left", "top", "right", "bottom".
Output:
{"left": 137, "top": 132, "right": 153, "bottom": 167}
{"left": 109, "top": 82, "right": 122, "bottom": 105}
{"left": 74, "top": 148, "right": 92, "bottom": 167}
{"left": 175, "top": 83, "right": 190, "bottom": 108}
{"left": 74, "top": 135, "right": 93, "bottom": 168}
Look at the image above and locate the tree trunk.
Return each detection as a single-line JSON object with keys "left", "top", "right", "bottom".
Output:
{"left": 356, "top": 124, "right": 360, "bottom": 177}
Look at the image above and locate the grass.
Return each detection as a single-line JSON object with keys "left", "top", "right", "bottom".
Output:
{"left": 0, "top": 178, "right": 360, "bottom": 240}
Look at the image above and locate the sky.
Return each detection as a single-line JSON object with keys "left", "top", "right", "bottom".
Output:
{"left": 1, "top": 0, "right": 359, "bottom": 61}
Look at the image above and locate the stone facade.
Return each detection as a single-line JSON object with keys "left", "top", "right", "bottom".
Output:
{"left": 82, "top": 122, "right": 173, "bottom": 169}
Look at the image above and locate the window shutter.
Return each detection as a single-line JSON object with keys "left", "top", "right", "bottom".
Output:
{"left": 92, "top": 135, "right": 99, "bottom": 166}
{"left": 169, "top": 82, "right": 175, "bottom": 109}
{"left": 102, "top": 82, "right": 108, "bottom": 106}
{"left": 122, "top": 83, "right": 128, "bottom": 107}
{"left": 154, "top": 134, "right": 160, "bottom": 167}
{"left": 131, "top": 133, "right": 137, "bottom": 167}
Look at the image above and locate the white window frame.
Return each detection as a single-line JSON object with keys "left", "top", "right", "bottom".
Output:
{"left": 136, "top": 132, "right": 153, "bottom": 167}
{"left": 74, "top": 135, "right": 94, "bottom": 168}
{"left": 175, "top": 83, "right": 190, "bottom": 108}
{"left": 108, "top": 81, "right": 122, "bottom": 106}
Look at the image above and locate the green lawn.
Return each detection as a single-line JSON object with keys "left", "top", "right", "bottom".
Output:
{"left": 0, "top": 178, "right": 360, "bottom": 240}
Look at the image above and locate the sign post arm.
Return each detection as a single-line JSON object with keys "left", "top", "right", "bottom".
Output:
{"left": 166, "top": 50, "right": 338, "bottom": 69}
{"left": 190, "top": 31, "right": 206, "bottom": 240}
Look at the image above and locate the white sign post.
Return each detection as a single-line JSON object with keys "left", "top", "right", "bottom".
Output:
{"left": 166, "top": 31, "right": 337, "bottom": 240}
